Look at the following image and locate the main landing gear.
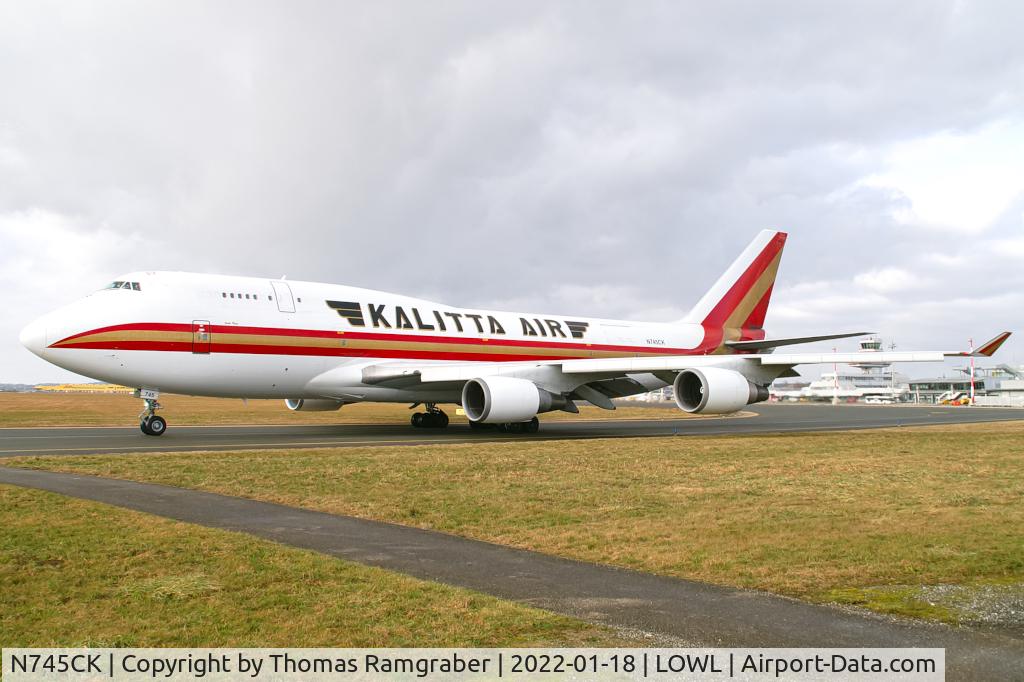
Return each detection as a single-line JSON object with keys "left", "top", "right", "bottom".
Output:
{"left": 137, "top": 391, "right": 167, "bottom": 436}
{"left": 411, "top": 403, "right": 449, "bottom": 429}
{"left": 469, "top": 417, "right": 540, "bottom": 434}
{"left": 407, "top": 403, "right": 540, "bottom": 433}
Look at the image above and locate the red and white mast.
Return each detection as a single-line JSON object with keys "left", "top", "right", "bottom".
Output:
{"left": 969, "top": 337, "right": 976, "bottom": 405}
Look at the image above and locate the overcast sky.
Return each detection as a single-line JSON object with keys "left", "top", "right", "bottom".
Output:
{"left": 2, "top": 1, "right": 1023, "bottom": 384}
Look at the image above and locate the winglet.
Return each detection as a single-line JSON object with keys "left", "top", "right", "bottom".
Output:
{"left": 969, "top": 332, "right": 1012, "bottom": 357}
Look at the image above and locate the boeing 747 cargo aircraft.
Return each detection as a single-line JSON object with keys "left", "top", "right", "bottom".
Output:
{"left": 20, "top": 230, "right": 1010, "bottom": 435}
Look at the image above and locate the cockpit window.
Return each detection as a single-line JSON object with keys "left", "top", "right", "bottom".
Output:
{"left": 103, "top": 281, "right": 141, "bottom": 291}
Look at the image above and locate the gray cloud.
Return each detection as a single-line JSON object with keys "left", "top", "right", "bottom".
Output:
{"left": 2, "top": 1, "right": 1023, "bottom": 382}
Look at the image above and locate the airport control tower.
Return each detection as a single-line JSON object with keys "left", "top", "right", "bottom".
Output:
{"left": 772, "top": 336, "right": 911, "bottom": 402}
{"left": 842, "top": 336, "right": 909, "bottom": 401}
{"left": 850, "top": 337, "right": 891, "bottom": 372}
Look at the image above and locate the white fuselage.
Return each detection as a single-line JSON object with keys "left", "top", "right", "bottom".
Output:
{"left": 21, "top": 271, "right": 717, "bottom": 403}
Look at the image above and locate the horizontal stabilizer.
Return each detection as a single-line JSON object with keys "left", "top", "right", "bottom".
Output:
{"left": 725, "top": 331, "right": 873, "bottom": 351}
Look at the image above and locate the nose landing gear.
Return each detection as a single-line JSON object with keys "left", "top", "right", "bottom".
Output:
{"left": 137, "top": 390, "right": 167, "bottom": 436}
{"left": 410, "top": 403, "right": 449, "bottom": 429}
{"left": 141, "top": 414, "right": 167, "bottom": 436}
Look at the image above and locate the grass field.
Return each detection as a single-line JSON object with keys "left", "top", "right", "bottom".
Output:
{"left": 10, "top": 421, "right": 1023, "bottom": 630}
{"left": 0, "top": 392, "right": 716, "bottom": 427}
{"left": 0, "top": 484, "right": 623, "bottom": 647}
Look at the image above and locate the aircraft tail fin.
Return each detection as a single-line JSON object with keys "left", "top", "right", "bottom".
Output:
{"left": 682, "top": 229, "right": 787, "bottom": 331}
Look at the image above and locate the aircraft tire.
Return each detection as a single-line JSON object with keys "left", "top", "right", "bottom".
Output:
{"left": 411, "top": 412, "right": 425, "bottom": 428}
{"left": 141, "top": 415, "right": 167, "bottom": 436}
{"left": 525, "top": 417, "right": 539, "bottom": 433}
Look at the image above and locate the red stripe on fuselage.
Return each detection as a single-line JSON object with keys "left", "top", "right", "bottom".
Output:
{"left": 51, "top": 322, "right": 723, "bottom": 356}
{"left": 56, "top": 322, "right": 191, "bottom": 344}
{"left": 53, "top": 340, "right": 577, "bottom": 362}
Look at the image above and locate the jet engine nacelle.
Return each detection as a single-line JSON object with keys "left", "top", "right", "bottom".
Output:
{"left": 285, "top": 398, "right": 344, "bottom": 412}
{"left": 673, "top": 367, "right": 769, "bottom": 414}
{"left": 462, "top": 376, "right": 567, "bottom": 423}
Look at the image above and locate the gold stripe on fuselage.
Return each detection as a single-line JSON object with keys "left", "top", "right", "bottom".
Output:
{"left": 57, "top": 329, "right": 680, "bottom": 359}
{"left": 51, "top": 330, "right": 193, "bottom": 347}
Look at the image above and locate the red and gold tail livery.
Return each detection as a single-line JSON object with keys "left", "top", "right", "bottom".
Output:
{"left": 683, "top": 229, "right": 787, "bottom": 350}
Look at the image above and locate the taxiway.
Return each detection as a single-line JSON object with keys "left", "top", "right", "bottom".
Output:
{"left": 0, "top": 465, "right": 1020, "bottom": 680}
{"left": 0, "top": 403, "right": 1021, "bottom": 457}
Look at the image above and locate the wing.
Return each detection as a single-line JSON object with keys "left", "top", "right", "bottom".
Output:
{"left": 560, "top": 331, "right": 1013, "bottom": 376}
{"left": 304, "top": 332, "right": 1011, "bottom": 412}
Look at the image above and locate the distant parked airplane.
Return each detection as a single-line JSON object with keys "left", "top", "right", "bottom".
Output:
{"left": 20, "top": 230, "right": 1010, "bottom": 436}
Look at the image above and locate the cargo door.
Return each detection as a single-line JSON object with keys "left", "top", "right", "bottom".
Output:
{"left": 270, "top": 281, "right": 295, "bottom": 313}
{"left": 192, "top": 320, "right": 211, "bottom": 354}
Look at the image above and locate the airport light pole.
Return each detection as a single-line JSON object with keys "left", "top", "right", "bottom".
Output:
{"left": 889, "top": 341, "right": 897, "bottom": 402}
{"left": 832, "top": 346, "right": 839, "bottom": 405}
{"left": 969, "top": 337, "right": 976, "bottom": 406}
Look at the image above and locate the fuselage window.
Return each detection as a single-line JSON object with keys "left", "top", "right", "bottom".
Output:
{"left": 222, "top": 292, "right": 227, "bottom": 298}
{"left": 230, "top": 293, "right": 235, "bottom": 298}
{"left": 245, "top": 294, "right": 250, "bottom": 299}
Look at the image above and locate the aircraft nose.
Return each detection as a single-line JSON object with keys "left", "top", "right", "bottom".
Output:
{"left": 19, "top": 317, "right": 48, "bottom": 358}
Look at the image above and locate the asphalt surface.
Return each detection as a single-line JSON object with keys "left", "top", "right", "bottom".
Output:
{"left": 0, "top": 466, "right": 1020, "bottom": 680}
{"left": 1, "top": 403, "right": 1022, "bottom": 457}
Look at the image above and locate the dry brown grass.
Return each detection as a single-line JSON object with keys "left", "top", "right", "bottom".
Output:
{"left": 0, "top": 392, "right": 713, "bottom": 428}
{"left": 11, "top": 421, "right": 1024, "bottom": 625}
